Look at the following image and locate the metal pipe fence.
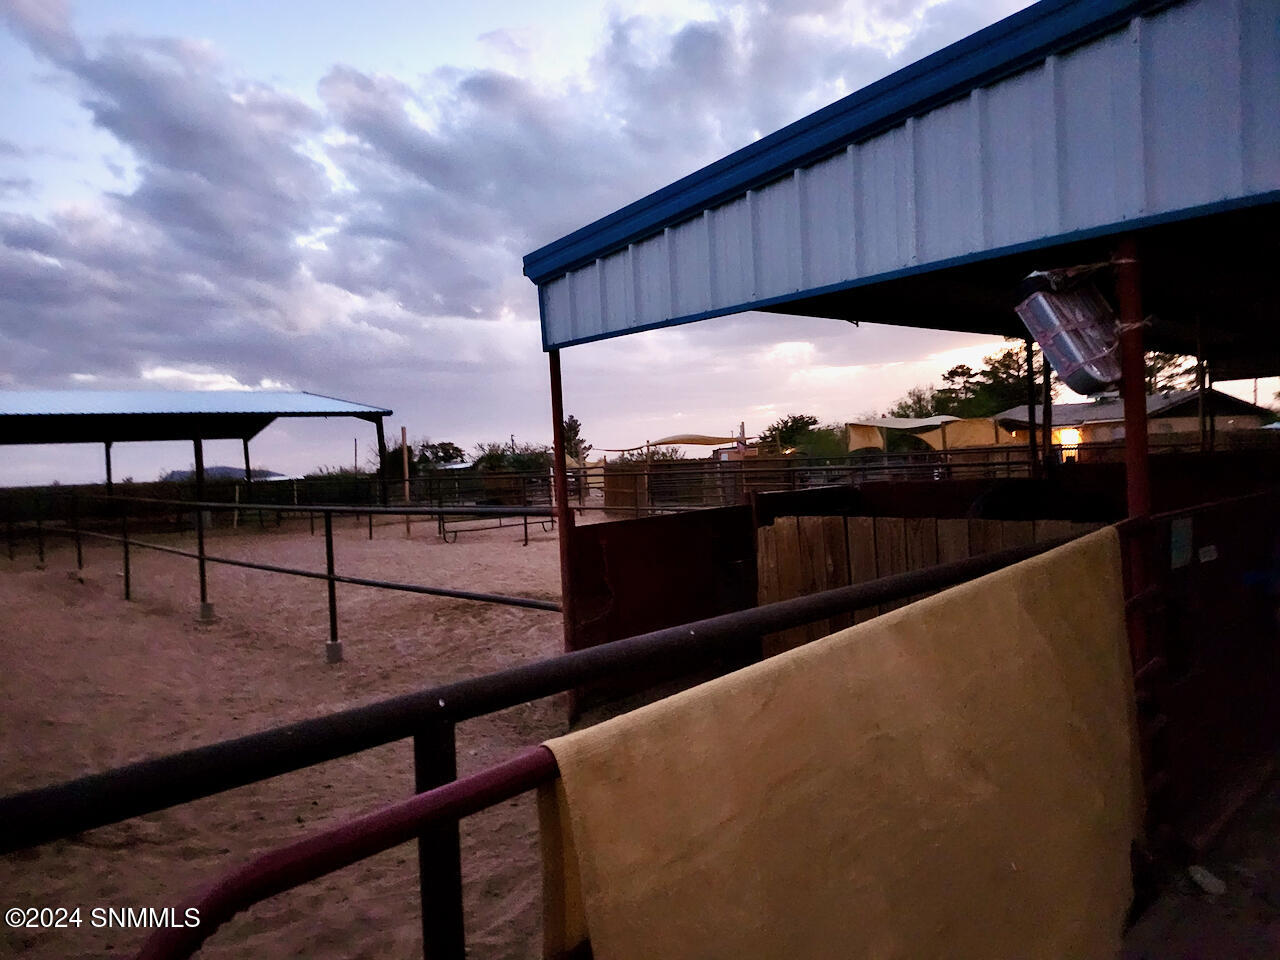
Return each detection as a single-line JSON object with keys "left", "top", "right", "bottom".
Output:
{"left": 5, "top": 493, "right": 561, "bottom": 661}
{"left": 0, "top": 536, "right": 1071, "bottom": 960}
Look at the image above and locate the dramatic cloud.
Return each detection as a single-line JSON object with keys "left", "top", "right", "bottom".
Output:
{"left": 0, "top": 0, "right": 1031, "bottom": 481}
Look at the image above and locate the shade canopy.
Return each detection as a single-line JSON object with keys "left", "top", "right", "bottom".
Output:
{"left": 525, "top": 0, "right": 1280, "bottom": 374}
{"left": 0, "top": 391, "right": 392, "bottom": 446}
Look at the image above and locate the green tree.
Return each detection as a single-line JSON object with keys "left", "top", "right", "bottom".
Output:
{"left": 472, "top": 438, "right": 553, "bottom": 472}
{"left": 1146, "top": 352, "right": 1195, "bottom": 393}
{"left": 760, "top": 414, "right": 819, "bottom": 450}
{"left": 472, "top": 441, "right": 509, "bottom": 471}
{"left": 614, "top": 446, "right": 686, "bottom": 463}
{"left": 418, "top": 440, "right": 466, "bottom": 467}
{"left": 563, "top": 415, "right": 592, "bottom": 461}
{"left": 886, "top": 385, "right": 942, "bottom": 418}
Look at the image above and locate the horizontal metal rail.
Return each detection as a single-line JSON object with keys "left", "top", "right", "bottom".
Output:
{"left": 0, "top": 535, "right": 1070, "bottom": 854}
{"left": 135, "top": 747, "right": 558, "bottom": 960}
{"left": 94, "top": 494, "right": 554, "bottom": 519}
{"left": 63, "top": 527, "right": 561, "bottom": 612}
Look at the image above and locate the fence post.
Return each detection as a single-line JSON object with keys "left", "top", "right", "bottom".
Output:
{"left": 414, "top": 722, "right": 465, "bottom": 960}
{"left": 72, "top": 494, "right": 83, "bottom": 571}
{"left": 6, "top": 512, "right": 13, "bottom": 561}
{"left": 309, "top": 510, "right": 315, "bottom": 536}
{"left": 324, "top": 511, "right": 343, "bottom": 663}
{"left": 121, "top": 514, "right": 131, "bottom": 601}
{"left": 35, "top": 513, "right": 45, "bottom": 569}
{"left": 196, "top": 505, "right": 213, "bottom": 622}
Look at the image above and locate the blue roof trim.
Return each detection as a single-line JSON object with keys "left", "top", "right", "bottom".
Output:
{"left": 540, "top": 190, "right": 1280, "bottom": 351}
{"left": 0, "top": 390, "right": 393, "bottom": 418}
{"left": 523, "top": 0, "right": 1175, "bottom": 286}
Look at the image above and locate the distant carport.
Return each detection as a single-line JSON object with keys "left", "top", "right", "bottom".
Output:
{"left": 0, "top": 390, "right": 394, "bottom": 500}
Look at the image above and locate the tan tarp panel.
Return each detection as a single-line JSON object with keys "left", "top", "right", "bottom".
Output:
{"left": 915, "top": 418, "right": 1017, "bottom": 450}
{"left": 541, "top": 528, "right": 1140, "bottom": 960}
{"left": 844, "top": 423, "right": 885, "bottom": 451}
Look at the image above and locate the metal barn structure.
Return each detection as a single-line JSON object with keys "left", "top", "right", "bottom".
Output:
{"left": 524, "top": 0, "right": 1279, "bottom": 631}
{"left": 525, "top": 0, "right": 1280, "bottom": 858}
{"left": 0, "top": 390, "right": 394, "bottom": 495}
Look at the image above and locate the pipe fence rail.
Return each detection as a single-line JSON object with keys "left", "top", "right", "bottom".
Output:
{"left": 0, "top": 536, "right": 1072, "bottom": 960}
{"left": 4, "top": 493, "right": 561, "bottom": 662}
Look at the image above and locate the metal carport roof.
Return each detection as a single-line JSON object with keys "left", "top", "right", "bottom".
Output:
{"left": 523, "top": 0, "right": 1280, "bottom": 372}
{"left": 0, "top": 391, "right": 392, "bottom": 446}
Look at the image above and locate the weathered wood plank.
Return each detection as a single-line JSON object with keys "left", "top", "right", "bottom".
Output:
{"left": 936, "top": 518, "right": 971, "bottom": 564}
{"left": 903, "top": 517, "right": 939, "bottom": 605}
{"left": 1034, "top": 519, "right": 1076, "bottom": 543}
{"left": 798, "top": 516, "right": 830, "bottom": 644}
{"left": 968, "top": 518, "right": 1004, "bottom": 556}
{"left": 875, "top": 517, "right": 908, "bottom": 612}
{"left": 823, "top": 515, "right": 853, "bottom": 634}
{"left": 848, "top": 517, "right": 878, "bottom": 623}
{"left": 767, "top": 517, "right": 808, "bottom": 655}
{"left": 1000, "top": 520, "right": 1035, "bottom": 549}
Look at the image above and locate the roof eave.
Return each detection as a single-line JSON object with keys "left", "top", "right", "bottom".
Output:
{"left": 522, "top": 0, "right": 1176, "bottom": 285}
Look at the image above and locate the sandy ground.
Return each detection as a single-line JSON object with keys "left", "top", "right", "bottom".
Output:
{"left": 0, "top": 514, "right": 566, "bottom": 959}
{"left": 5, "top": 509, "right": 1279, "bottom": 959}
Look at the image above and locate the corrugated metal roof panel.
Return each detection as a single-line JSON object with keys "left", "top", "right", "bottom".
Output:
{"left": 527, "top": 0, "right": 1280, "bottom": 353}
{"left": 523, "top": 0, "right": 1175, "bottom": 286}
{"left": 0, "top": 391, "right": 391, "bottom": 417}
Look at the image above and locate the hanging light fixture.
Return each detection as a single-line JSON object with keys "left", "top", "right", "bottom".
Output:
{"left": 1015, "top": 271, "right": 1122, "bottom": 395}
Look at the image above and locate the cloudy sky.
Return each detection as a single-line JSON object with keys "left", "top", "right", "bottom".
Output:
{"left": 0, "top": 0, "right": 1056, "bottom": 485}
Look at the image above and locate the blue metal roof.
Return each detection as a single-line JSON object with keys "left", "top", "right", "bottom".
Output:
{"left": 0, "top": 390, "right": 392, "bottom": 445}
{"left": 522, "top": 0, "right": 1172, "bottom": 285}
{"left": 0, "top": 390, "right": 391, "bottom": 418}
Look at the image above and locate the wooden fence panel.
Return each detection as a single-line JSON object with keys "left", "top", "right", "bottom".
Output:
{"left": 937, "top": 519, "right": 971, "bottom": 564}
{"left": 969, "top": 519, "right": 1004, "bottom": 555}
{"left": 874, "top": 518, "right": 909, "bottom": 612}
{"left": 757, "top": 516, "right": 1070, "bottom": 647}
{"left": 1034, "top": 519, "right": 1076, "bottom": 542}
{"left": 823, "top": 516, "right": 854, "bottom": 634}
{"left": 848, "top": 517, "right": 879, "bottom": 624}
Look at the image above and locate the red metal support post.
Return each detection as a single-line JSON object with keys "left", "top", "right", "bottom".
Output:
{"left": 549, "top": 350, "right": 576, "bottom": 654}
{"left": 1116, "top": 235, "right": 1151, "bottom": 518}
{"left": 1024, "top": 338, "right": 1039, "bottom": 480}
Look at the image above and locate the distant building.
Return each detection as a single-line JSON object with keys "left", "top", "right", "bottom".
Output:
{"left": 994, "top": 389, "right": 1272, "bottom": 447}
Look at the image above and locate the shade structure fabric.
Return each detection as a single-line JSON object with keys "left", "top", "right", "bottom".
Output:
{"left": 915, "top": 418, "right": 1018, "bottom": 450}
{"left": 650, "top": 434, "right": 742, "bottom": 446}
{"left": 844, "top": 423, "right": 886, "bottom": 451}
{"left": 540, "top": 528, "right": 1140, "bottom": 960}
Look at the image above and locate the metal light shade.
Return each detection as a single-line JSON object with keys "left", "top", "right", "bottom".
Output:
{"left": 1015, "top": 275, "right": 1122, "bottom": 396}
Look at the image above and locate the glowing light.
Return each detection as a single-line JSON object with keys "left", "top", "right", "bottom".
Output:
{"left": 1057, "top": 428, "right": 1082, "bottom": 446}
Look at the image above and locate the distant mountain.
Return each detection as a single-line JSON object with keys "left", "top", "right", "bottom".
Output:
{"left": 160, "top": 466, "right": 286, "bottom": 482}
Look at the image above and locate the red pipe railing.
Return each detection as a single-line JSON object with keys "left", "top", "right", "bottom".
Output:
{"left": 136, "top": 746, "right": 559, "bottom": 960}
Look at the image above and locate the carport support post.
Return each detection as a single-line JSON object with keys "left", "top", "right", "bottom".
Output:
{"left": 194, "top": 438, "right": 214, "bottom": 621}
{"left": 1041, "top": 353, "right": 1053, "bottom": 473}
{"left": 1117, "top": 236, "right": 1150, "bottom": 518}
{"left": 323, "top": 510, "right": 342, "bottom": 663}
{"left": 104, "top": 441, "right": 114, "bottom": 495}
{"left": 375, "top": 417, "right": 389, "bottom": 507}
{"left": 242, "top": 438, "right": 252, "bottom": 484}
{"left": 414, "top": 722, "right": 464, "bottom": 960}
{"left": 549, "top": 350, "right": 576, "bottom": 655}
{"left": 1024, "top": 339, "right": 1039, "bottom": 479}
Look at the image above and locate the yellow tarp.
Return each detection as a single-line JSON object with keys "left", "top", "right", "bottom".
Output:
{"left": 540, "top": 528, "right": 1140, "bottom": 960}
{"left": 916, "top": 418, "right": 1017, "bottom": 450}
{"left": 844, "top": 423, "right": 885, "bottom": 451}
